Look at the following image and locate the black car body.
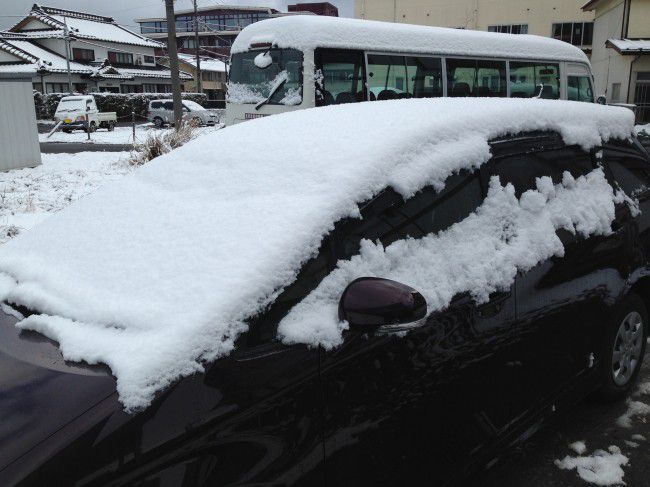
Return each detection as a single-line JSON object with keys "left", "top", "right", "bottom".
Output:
{"left": 2, "top": 131, "right": 650, "bottom": 486}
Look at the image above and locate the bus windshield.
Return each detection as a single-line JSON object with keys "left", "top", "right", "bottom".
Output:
{"left": 228, "top": 48, "right": 303, "bottom": 106}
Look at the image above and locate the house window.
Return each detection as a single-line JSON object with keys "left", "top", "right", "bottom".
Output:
{"left": 552, "top": 22, "right": 593, "bottom": 46}
{"left": 611, "top": 83, "right": 621, "bottom": 103}
{"left": 46, "top": 82, "right": 70, "bottom": 93}
{"left": 144, "top": 55, "right": 155, "bottom": 64}
{"left": 143, "top": 84, "right": 157, "bottom": 93}
{"left": 72, "top": 48, "right": 94, "bottom": 61}
{"left": 108, "top": 51, "right": 134, "bottom": 65}
{"left": 121, "top": 85, "right": 141, "bottom": 94}
{"left": 488, "top": 24, "right": 528, "bottom": 34}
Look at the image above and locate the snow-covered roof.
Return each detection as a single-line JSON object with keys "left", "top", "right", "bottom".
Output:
{"left": 0, "top": 39, "right": 92, "bottom": 74}
{"left": 0, "top": 39, "right": 191, "bottom": 80}
{"left": 232, "top": 16, "right": 590, "bottom": 64}
{"left": 178, "top": 54, "right": 227, "bottom": 72}
{"left": 10, "top": 4, "right": 162, "bottom": 49}
{"left": 0, "top": 98, "right": 633, "bottom": 411}
{"left": 607, "top": 38, "right": 650, "bottom": 54}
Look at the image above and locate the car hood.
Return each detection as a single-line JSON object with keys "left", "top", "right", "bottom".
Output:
{"left": 0, "top": 306, "right": 116, "bottom": 472}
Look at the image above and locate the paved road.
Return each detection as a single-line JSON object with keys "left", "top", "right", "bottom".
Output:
{"left": 474, "top": 360, "right": 650, "bottom": 486}
{"left": 40, "top": 142, "right": 133, "bottom": 153}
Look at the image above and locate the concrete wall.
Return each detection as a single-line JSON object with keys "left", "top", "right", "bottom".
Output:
{"left": 354, "top": 0, "right": 593, "bottom": 36}
{"left": 0, "top": 74, "right": 41, "bottom": 171}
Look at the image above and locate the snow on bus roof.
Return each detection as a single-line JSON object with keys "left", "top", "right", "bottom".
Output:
{"left": 0, "top": 98, "right": 632, "bottom": 411}
{"left": 231, "top": 16, "right": 589, "bottom": 64}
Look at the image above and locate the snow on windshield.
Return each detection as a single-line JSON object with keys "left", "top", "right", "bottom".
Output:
{"left": 0, "top": 98, "right": 634, "bottom": 411}
{"left": 227, "top": 70, "right": 301, "bottom": 106}
{"left": 254, "top": 51, "right": 273, "bottom": 69}
{"left": 182, "top": 100, "right": 205, "bottom": 111}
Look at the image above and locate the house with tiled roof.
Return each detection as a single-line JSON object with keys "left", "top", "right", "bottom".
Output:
{"left": 0, "top": 4, "right": 192, "bottom": 94}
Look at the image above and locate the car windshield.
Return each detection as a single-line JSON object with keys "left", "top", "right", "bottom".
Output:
{"left": 183, "top": 101, "right": 205, "bottom": 111}
{"left": 57, "top": 99, "right": 85, "bottom": 111}
{"left": 228, "top": 48, "right": 303, "bottom": 106}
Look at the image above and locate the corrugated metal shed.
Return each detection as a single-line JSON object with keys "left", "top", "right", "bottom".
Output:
{"left": 0, "top": 73, "right": 41, "bottom": 171}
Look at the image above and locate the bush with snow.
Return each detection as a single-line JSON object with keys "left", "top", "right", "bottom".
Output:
{"left": 0, "top": 98, "right": 635, "bottom": 411}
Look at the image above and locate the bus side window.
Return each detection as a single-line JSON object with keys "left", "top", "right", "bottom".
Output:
{"left": 446, "top": 59, "right": 506, "bottom": 98}
{"left": 509, "top": 62, "right": 560, "bottom": 99}
{"left": 314, "top": 48, "right": 366, "bottom": 106}
{"left": 367, "top": 54, "right": 408, "bottom": 101}
{"left": 405, "top": 56, "right": 443, "bottom": 98}
{"left": 567, "top": 76, "right": 594, "bottom": 103}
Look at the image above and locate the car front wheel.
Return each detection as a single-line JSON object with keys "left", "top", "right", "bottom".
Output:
{"left": 599, "top": 293, "right": 648, "bottom": 400}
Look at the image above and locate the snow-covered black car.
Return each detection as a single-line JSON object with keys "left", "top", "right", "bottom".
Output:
{"left": 1, "top": 98, "right": 649, "bottom": 486}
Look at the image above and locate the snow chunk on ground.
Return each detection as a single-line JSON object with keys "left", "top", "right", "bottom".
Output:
{"left": 555, "top": 445, "right": 628, "bottom": 486}
{"left": 279, "top": 169, "right": 618, "bottom": 348}
{"left": 616, "top": 399, "right": 650, "bottom": 428}
{"left": 631, "top": 434, "right": 646, "bottom": 442}
{"left": 570, "top": 441, "right": 588, "bottom": 455}
{"left": 0, "top": 98, "right": 634, "bottom": 411}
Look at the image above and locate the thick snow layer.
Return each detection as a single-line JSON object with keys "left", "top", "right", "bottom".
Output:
{"left": 48, "top": 15, "right": 162, "bottom": 48}
{"left": 555, "top": 446, "right": 628, "bottom": 486}
{"left": 279, "top": 169, "right": 619, "bottom": 347}
{"left": 570, "top": 441, "right": 588, "bottom": 455}
{"left": 0, "top": 152, "right": 130, "bottom": 243}
{"left": 232, "top": 16, "right": 589, "bottom": 64}
{"left": 0, "top": 98, "right": 634, "bottom": 411}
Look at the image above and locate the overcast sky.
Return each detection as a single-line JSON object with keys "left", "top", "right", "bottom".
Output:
{"left": 0, "top": 0, "right": 354, "bottom": 30}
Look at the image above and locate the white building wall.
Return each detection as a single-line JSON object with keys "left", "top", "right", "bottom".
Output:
{"left": 35, "top": 38, "right": 157, "bottom": 67}
{"left": 0, "top": 74, "right": 41, "bottom": 171}
{"left": 589, "top": 1, "right": 629, "bottom": 100}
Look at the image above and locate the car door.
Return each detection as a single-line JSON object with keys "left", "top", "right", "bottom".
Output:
{"left": 319, "top": 171, "right": 522, "bottom": 486}
{"left": 481, "top": 135, "right": 630, "bottom": 420}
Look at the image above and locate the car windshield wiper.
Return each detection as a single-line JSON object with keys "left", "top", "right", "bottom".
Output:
{"left": 255, "top": 77, "right": 287, "bottom": 111}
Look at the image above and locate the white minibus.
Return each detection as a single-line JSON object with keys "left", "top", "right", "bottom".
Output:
{"left": 225, "top": 16, "right": 595, "bottom": 125}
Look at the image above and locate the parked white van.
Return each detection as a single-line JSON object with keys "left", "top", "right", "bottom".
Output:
{"left": 225, "top": 16, "right": 595, "bottom": 125}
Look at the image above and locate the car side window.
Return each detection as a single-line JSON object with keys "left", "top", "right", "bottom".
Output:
{"left": 246, "top": 173, "right": 482, "bottom": 344}
{"left": 163, "top": 101, "right": 174, "bottom": 110}
{"left": 337, "top": 172, "right": 482, "bottom": 261}
{"left": 605, "top": 148, "right": 650, "bottom": 198}
{"left": 151, "top": 101, "right": 162, "bottom": 109}
{"left": 482, "top": 147, "right": 594, "bottom": 196}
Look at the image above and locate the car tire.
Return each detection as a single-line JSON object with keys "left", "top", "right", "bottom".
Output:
{"left": 87, "top": 122, "right": 97, "bottom": 133}
{"left": 62, "top": 128, "right": 71, "bottom": 134}
{"left": 108, "top": 121, "right": 115, "bottom": 132}
{"left": 598, "top": 293, "right": 648, "bottom": 401}
{"left": 153, "top": 117, "right": 164, "bottom": 128}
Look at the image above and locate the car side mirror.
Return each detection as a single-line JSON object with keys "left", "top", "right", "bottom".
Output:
{"left": 338, "top": 277, "right": 427, "bottom": 330}
{"left": 596, "top": 95, "right": 607, "bottom": 105}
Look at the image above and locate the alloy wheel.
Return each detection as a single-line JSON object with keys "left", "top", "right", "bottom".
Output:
{"left": 612, "top": 311, "right": 644, "bottom": 386}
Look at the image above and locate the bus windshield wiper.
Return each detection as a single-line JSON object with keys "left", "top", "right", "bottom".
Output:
{"left": 256, "top": 75, "right": 287, "bottom": 111}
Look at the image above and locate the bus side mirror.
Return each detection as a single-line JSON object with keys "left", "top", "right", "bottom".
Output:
{"left": 596, "top": 95, "right": 607, "bottom": 105}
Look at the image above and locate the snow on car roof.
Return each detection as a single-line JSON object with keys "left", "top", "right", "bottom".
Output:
{"left": 0, "top": 98, "right": 633, "bottom": 411}
{"left": 232, "top": 16, "right": 589, "bottom": 64}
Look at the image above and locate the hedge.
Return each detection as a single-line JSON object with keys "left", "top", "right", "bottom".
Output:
{"left": 34, "top": 92, "right": 208, "bottom": 120}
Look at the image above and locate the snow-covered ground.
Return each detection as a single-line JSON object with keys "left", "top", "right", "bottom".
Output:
{"left": 0, "top": 152, "right": 132, "bottom": 242}
{"left": 39, "top": 123, "right": 221, "bottom": 144}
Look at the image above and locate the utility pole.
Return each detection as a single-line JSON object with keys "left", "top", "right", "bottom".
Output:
{"left": 164, "top": 0, "right": 183, "bottom": 130}
{"left": 193, "top": 0, "right": 202, "bottom": 94}
{"left": 63, "top": 17, "right": 73, "bottom": 94}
